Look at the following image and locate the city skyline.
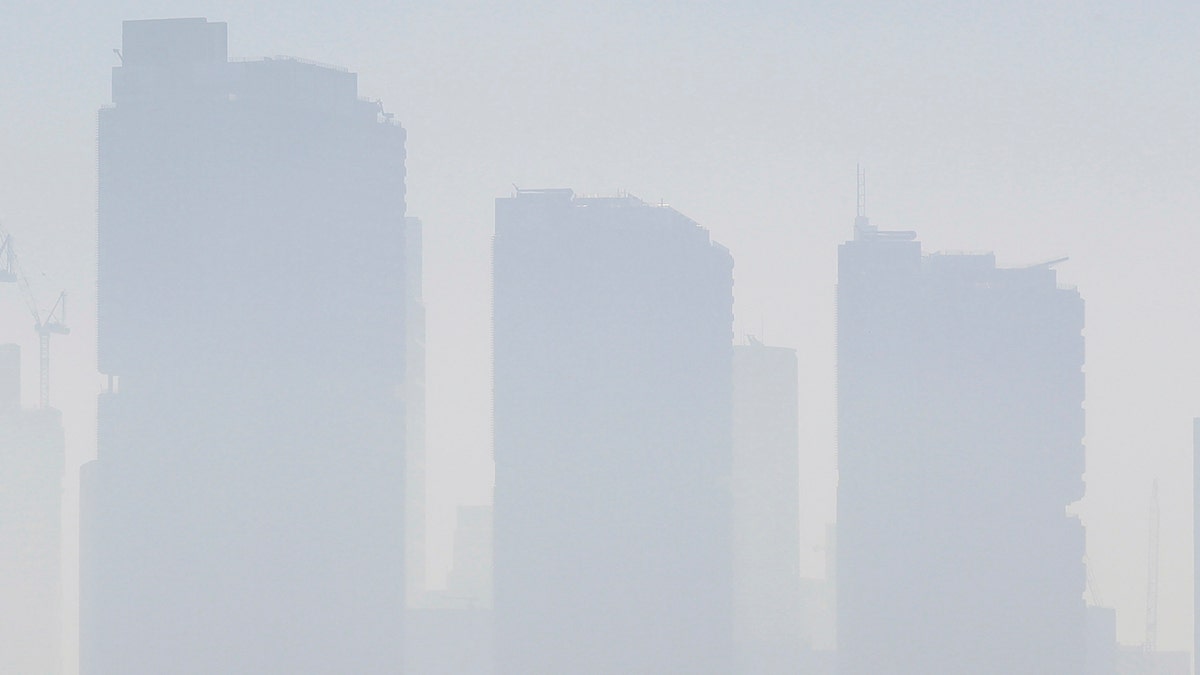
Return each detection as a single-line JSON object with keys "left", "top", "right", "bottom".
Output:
{"left": 0, "top": 4, "right": 1198, "bottom": 672}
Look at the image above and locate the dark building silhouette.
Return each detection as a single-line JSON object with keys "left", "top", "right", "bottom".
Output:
{"left": 492, "top": 189, "right": 734, "bottom": 674}
{"left": 836, "top": 212, "right": 1086, "bottom": 674}
{"left": 732, "top": 338, "right": 802, "bottom": 673}
{"left": 0, "top": 344, "right": 64, "bottom": 675}
{"left": 82, "top": 18, "right": 409, "bottom": 673}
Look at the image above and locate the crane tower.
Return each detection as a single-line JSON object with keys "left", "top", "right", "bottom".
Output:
{"left": 0, "top": 230, "right": 69, "bottom": 408}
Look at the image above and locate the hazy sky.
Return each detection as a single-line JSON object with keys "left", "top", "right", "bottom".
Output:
{"left": 2, "top": 0, "right": 1198, "bottom": 662}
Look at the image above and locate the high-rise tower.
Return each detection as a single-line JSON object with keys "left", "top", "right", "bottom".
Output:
{"left": 82, "top": 18, "right": 409, "bottom": 673}
{"left": 492, "top": 189, "right": 734, "bottom": 674}
{"left": 836, "top": 214, "right": 1086, "bottom": 674}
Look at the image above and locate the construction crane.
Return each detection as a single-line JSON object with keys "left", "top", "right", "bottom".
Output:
{"left": 1144, "top": 478, "right": 1160, "bottom": 654}
{"left": 0, "top": 230, "right": 69, "bottom": 408}
{"left": 0, "top": 234, "right": 16, "bottom": 283}
{"left": 34, "top": 291, "right": 69, "bottom": 409}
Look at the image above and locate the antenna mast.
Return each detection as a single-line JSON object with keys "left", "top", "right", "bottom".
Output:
{"left": 853, "top": 164, "right": 874, "bottom": 239}
{"left": 1145, "top": 478, "right": 1160, "bottom": 653}
{"left": 856, "top": 164, "right": 867, "bottom": 219}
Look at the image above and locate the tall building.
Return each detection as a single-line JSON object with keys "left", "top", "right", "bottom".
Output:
{"left": 731, "top": 338, "right": 802, "bottom": 673}
{"left": 0, "top": 344, "right": 65, "bottom": 675}
{"left": 492, "top": 189, "right": 734, "bottom": 674}
{"left": 82, "top": 18, "right": 409, "bottom": 673}
{"left": 836, "top": 211, "right": 1086, "bottom": 674}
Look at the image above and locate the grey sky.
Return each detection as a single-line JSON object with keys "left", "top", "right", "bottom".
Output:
{"left": 1, "top": 0, "right": 1198, "bottom": 664}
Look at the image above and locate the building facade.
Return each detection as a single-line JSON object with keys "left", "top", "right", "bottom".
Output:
{"left": 82, "top": 18, "right": 409, "bottom": 673}
{"left": 492, "top": 189, "right": 734, "bottom": 674}
{"left": 836, "top": 215, "right": 1086, "bottom": 674}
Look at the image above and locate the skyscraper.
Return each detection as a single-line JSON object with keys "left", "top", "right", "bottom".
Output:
{"left": 836, "top": 212, "right": 1086, "bottom": 674}
{"left": 0, "top": 344, "right": 65, "bottom": 675}
{"left": 492, "top": 189, "right": 734, "bottom": 674}
{"left": 82, "top": 18, "right": 409, "bottom": 673}
{"left": 732, "top": 338, "right": 802, "bottom": 673}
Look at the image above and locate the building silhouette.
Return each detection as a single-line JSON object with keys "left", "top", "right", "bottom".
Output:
{"left": 836, "top": 212, "right": 1086, "bottom": 674}
{"left": 492, "top": 189, "right": 734, "bottom": 674}
{"left": 731, "top": 338, "right": 802, "bottom": 673}
{"left": 0, "top": 344, "right": 64, "bottom": 675}
{"left": 81, "top": 18, "right": 409, "bottom": 673}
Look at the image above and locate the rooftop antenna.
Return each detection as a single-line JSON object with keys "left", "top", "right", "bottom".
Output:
{"left": 1144, "top": 478, "right": 1160, "bottom": 653}
{"left": 856, "top": 163, "right": 867, "bottom": 219}
{"left": 854, "top": 164, "right": 874, "bottom": 239}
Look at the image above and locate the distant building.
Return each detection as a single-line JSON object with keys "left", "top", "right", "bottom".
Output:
{"left": 492, "top": 189, "right": 734, "bottom": 674}
{"left": 0, "top": 344, "right": 64, "bottom": 675}
{"left": 404, "top": 505, "right": 494, "bottom": 674}
{"left": 836, "top": 211, "right": 1086, "bottom": 674}
{"left": 1114, "top": 646, "right": 1190, "bottom": 675}
{"left": 732, "top": 338, "right": 802, "bottom": 673}
{"left": 446, "top": 505, "right": 493, "bottom": 608}
{"left": 404, "top": 607, "right": 494, "bottom": 675}
{"left": 82, "top": 18, "right": 410, "bottom": 673}
{"left": 406, "top": 216, "right": 428, "bottom": 606}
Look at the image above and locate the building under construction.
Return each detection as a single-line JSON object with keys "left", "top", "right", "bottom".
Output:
{"left": 81, "top": 18, "right": 411, "bottom": 674}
